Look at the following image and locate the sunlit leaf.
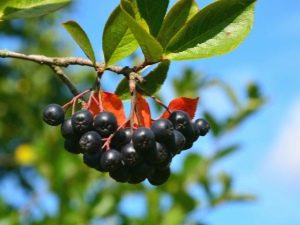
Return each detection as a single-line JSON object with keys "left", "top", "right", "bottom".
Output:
{"left": 62, "top": 20, "right": 96, "bottom": 65}
{"left": 103, "top": 6, "right": 138, "bottom": 66}
{"left": 120, "top": 0, "right": 163, "bottom": 62}
{"left": 0, "top": 0, "right": 70, "bottom": 20}
{"left": 157, "top": 0, "right": 199, "bottom": 47}
{"left": 164, "top": 0, "right": 256, "bottom": 60}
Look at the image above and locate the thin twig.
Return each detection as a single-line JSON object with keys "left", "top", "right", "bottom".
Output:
{"left": 50, "top": 65, "right": 79, "bottom": 96}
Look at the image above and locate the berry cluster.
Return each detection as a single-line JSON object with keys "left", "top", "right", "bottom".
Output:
{"left": 43, "top": 104, "right": 210, "bottom": 186}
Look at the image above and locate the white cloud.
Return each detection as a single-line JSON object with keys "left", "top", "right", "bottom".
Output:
{"left": 263, "top": 100, "right": 300, "bottom": 183}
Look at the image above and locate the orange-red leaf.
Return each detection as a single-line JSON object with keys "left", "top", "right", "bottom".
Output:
{"left": 160, "top": 97, "right": 199, "bottom": 119}
{"left": 101, "top": 91, "right": 126, "bottom": 125}
{"left": 134, "top": 93, "right": 152, "bottom": 128}
{"left": 83, "top": 91, "right": 126, "bottom": 125}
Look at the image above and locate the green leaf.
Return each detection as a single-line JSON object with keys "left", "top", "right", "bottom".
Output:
{"left": 115, "top": 60, "right": 170, "bottom": 99}
{"left": 120, "top": 0, "right": 163, "bottom": 62}
{"left": 103, "top": 6, "right": 139, "bottom": 66}
{"left": 157, "top": 0, "right": 199, "bottom": 48}
{"left": 136, "top": 0, "right": 169, "bottom": 36}
{"left": 0, "top": 0, "right": 70, "bottom": 20}
{"left": 62, "top": 20, "right": 96, "bottom": 65}
{"left": 164, "top": 0, "right": 256, "bottom": 60}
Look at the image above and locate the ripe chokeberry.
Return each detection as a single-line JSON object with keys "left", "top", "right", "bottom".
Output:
{"left": 121, "top": 143, "right": 142, "bottom": 167}
{"left": 132, "top": 127, "right": 156, "bottom": 153}
{"left": 151, "top": 119, "right": 174, "bottom": 144}
{"left": 111, "top": 128, "right": 132, "bottom": 150}
{"left": 194, "top": 118, "right": 210, "bottom": 136}
{"left": 100, "top": 149, "right": 122, "bottom": 172}
{"left": 83, "top": 150, "right": 102, "bottom": 169}
{"left": 166, "top": 130, "right": 186, "bottom": 154}
{"left": 147, "top": 166, "right": 171, "bottom": 186}
{"left": 64, "top": 138, "right": 82, "bottom": 154}
{"left": 146, "top": 142, "right": 172, "bottom": 167}
{"left": 43, "top": 104, "right": 64, "bottom": 126}
{"left": 109, "top": 165, "right": 130, "bottom": 183}
{"left": 128, "top": 162, "right": 154, "bottom": 184}
{"left": 61, "top": 118, "right": 77, "bottom": 139}
{"left": 94, "top": 112, "right": 118, "bottom": 137}
{"left": 71, "top": 110, "right": 94, "bottom": 134}
{"left": 79, "top": 131, "right": 102, "bottom": 153}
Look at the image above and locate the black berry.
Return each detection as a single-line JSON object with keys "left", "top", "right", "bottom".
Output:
{"left": 94, "top": 112, "right": 118, "bottom": 137}
{"left": 111, "top": 128, "right": 132, "bottom": 150}
{"left": 43, "top": 104, "right": 64, "bottom": 126}
{"left": 147, "top": 166, "right": 171, "bottom": 186}
{"left": 121, "top": 143, "right": 142, "bottom": 167}
{"left": 194, "top": 119, "right": 210, "bottom": 136}
{"left": 83, "top": 151, "right": 102, "bottom": 170}
{"left": 109, "top": 165, "right": 130, "bottom": 182}
{"left": 146, "top": 142, "right": 172, "bottom": 166}
{"left": 79, "top": 131, "right": 102, "bottom": 153}
{"left": 64, "top": 138, "right": 82, "bottom": 154}
{"left": 132, "top": 127, "right": 156, "bottom": 153}
{"left": 128, "top": 162, "right": 154, "bottom": 184}
{"left": 71, "top": 110, "right": 94, "bottom": 134}
{"left": 151, "top": 119, "right": 174, "bottom": 144}
{"left": 61, "top": 118, "right": 77, "bottom": 139}
{"left": 100, "top": 149, "right": 122, "bottom": 172}
{"left": 166, "top": 130, "right": 186, "bottom": 154}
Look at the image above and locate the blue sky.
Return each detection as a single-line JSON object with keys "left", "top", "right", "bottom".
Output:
{"left": 63, "top": 1, "right": 300, "bottom": 224}
{"left": 1, "top": 0, "right": 300, "bottom": 224}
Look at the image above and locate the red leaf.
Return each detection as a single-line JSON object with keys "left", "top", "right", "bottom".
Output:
{"left": 134, "top": 93, "right": 152, "bottom": 128}
{"left": 101, "top": 91, "right": 126, "bottom": 125}
{"left": 84, "top": 91, "right": 126, "bottom": 125}
{"left": 160, "top": 97, "right": 199, "bottom": 119}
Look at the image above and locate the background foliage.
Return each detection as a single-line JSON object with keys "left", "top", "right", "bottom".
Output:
{"left": 0, "top": 1, "right": 263, "bottom": 225}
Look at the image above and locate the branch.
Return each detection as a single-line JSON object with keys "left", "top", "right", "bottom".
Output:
{"left": 50, "top": 65, "right": 80, "bottom": 96}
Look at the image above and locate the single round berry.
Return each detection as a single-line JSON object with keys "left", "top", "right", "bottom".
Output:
{"left": 61, "top": 118, "right": 77, "bottom": 139}
{"left": 64, "top": 138, "right": 82, "bottom": 154}
{"left": 151, "top": 119, "right": 174, "bottom": 143}
{"left": 147, "top": 166, "right": 171, "bottom": 186}
{"left": 94, "top": 112, "right": 118, "bottom": 137}
{"left": 146, "top": 142, "right": 172, "bottom": 166}
{"left": 166, "top": 130, "right": 186, "bottom": 154}
{"left": 83, "top": 151, "right": 102, "bottom": 170}
{"left": 169, "top": 110, "right": 196, "bottom": 147}
{"left": 109, "top": 165, "right": 130, "bottom": 183}
{"left": 111, "top": 128, "right": 132, "bottom": 150}
{"left": 132, "top": 127, "right": 156, "bottom": 153}
{"left": 79, "top": 131, "right": 102, "bottom": 153}
{"left": 194, "top": 119, "right": 210, "bottom": 136}
{"left": 71, "top": 110, "right": 94, "bottom": 134}
{"left": 100, "top": 149, "right": 122, "bottom": 172}
{"left": 43, "top": 104, "right": 64, "bottom": 126}
{"left": 128, "top": 163, "right": 154, "bottom": 184}
{"left": 121, "top": 143, "right": 142, "bottom": 167}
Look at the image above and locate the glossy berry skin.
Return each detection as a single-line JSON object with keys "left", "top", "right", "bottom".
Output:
{"left": 83, "top": 151, "right": 102, "bottom": 170}
{"left": 128, "top": 163, "right": 154, "bottom": 184}
{"left": 169, "top": 110, "right": 196, "bottom": 147}
{"left": 166, "top": 130, "right": 186, "bottom": 154}
{"left": 109, "top": 165, "right": 130, "bottom": 182}
{"left": 61, "top": 118, "right": 77, "bottom": 139}
{"left": 111, "top": 128, "right": 132, "bottom": 150}
{"left": 100, "top": 149, "right": 122, "bottom": 172}
{"left": 147, "top": 166, "right": 171, "bottom": 186}
{"left": 146, "top": 142, "right": 172, "bottom": 166}
{"left": 121, "top": 143, "right": 142, "bottom": 167}
{"left": 71, "top": 110, "right": 94, "bottom": 134}
{"left": 151, "top": 119, "right": 174, "bottom": 144}
{"left": 132, "top": 127, "right": 156, "bottom": 153}
{"left": 64, "top": 138, "right": 82, "bottom": 154}
{"left": 94, "top": 112, "right": 118, "bottom": 137}
{"left": 79, "top": 131, "right": 102, "bottom": 153}
{"left": 194, "top": 119, "right": 210, "bottom": 136}
{"left": 43, "top": 104, "right": 64, "bottom": 126}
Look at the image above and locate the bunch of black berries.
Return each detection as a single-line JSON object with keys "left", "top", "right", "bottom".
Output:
{"left": 43, "top": 104, "right": 210, "bottom": 186}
